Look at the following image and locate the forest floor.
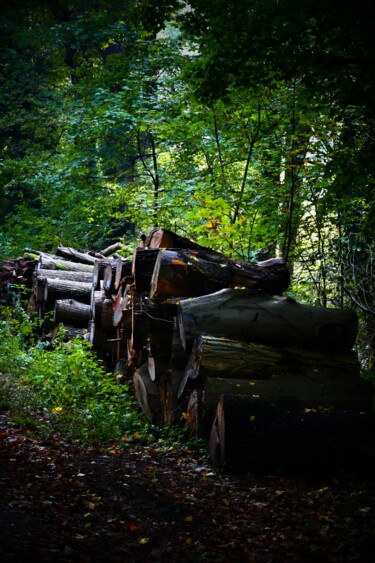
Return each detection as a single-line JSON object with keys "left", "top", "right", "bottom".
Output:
{"left": 1, "top": 412, "right": 375, "bottom": 562}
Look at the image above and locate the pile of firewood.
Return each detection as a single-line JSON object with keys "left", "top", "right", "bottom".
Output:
{"left": 1, "top": 227, "right": 373, "bottom": 475}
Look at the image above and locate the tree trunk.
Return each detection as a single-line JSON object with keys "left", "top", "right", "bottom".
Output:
{"left": 133, "top": 363, "right": 161, "bottom": 423}
{"left": 54, "top": 299, "right": 91, "bottom": 328}
{"left": 209, "top": 395, "right": 375, "bottom": 475}
{"left": 178, "top": 289, "right": 358, "bottom": 353}
{"left": 35, "top": 268, "right": 93, "bottom": 283}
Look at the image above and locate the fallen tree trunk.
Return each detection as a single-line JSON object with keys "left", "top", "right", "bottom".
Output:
{"left": 35, "top": 268, "right": 93, "bottom": 284}
{"left": 54, "top": 299, "right": 91, "bottom": 328}
{"left": 209, "top": 395, "right": 375, "bottom": 475}
{"left": 178, "top": 289, "right": 358, "bottom": 353}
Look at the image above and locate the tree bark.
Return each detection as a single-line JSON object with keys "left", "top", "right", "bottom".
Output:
{"left": 44, "top": 278, "right": 93, "bottom": 305}
{"left": 178, "top": 289, "right": 358, "bottom": 353}
{"left": 35, "top": 268, "right": 93, "bottom": 284}
{"left": 209, "top": 394, "right": 375, "bottom": 475}
{"left": 38, "top": 255, "right": 94, "bottom": 273}
{"left": 54, "top": 299, "right": 91, "bottom": 328}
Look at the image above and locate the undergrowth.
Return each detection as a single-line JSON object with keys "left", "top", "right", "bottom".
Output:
{"left": 0, "top": 304, "right": 204, "bottom": 456}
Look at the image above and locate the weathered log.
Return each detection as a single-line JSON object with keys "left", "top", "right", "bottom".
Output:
{"left": 54, "top": 299, "right": 91, "bottom": 328}
{"left": 209, "top": 395, "right": 375, "bottom": 475}
{"left": 132, "top": 248, "right": 160, "bottom": 293}
{"left": 55, "top": 244, "right": 98, "bottom": 265}
{"left": 179, "top": 335, "right": 363, "bottom": 397}
{"left": 133, "top": 363, "right": 161, "bottom": 423}
{"left": 150, "top": 249, "right": 290, "bottom": 300}
{"left": 44, "top": 278, "right": 93, "bottom": 305}
{"left": 35, "top": 268, "right": 93, "bottom": 284}
{"left": 178, "top": 289, "right": 358, "bottom": 353}
{"left": 38, "top": 255, "right": 94, "bottom": 273}
{"left": 186, "top": 373, "right": 372, "bottom": 440}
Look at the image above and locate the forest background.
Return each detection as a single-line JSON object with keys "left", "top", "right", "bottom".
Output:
{"left": 0, "top": 0, "right": 374, "bottom": 372}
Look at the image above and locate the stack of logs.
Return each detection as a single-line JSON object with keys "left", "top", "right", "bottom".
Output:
{"left": 1, "top": 227, "right": 373, "bottom": 475}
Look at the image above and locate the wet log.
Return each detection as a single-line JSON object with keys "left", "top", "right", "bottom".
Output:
{"left": 186, "top": 373, "right": 372, "bottom": 440}
{"left": 133, "top": 363, "right": 161, "bottom": 423}
{"left": 179, "top": 336, "right": 362, "bottom": 397}
{"left": 54, "top": 299, "right": 91, "bottom": 328}
{"left": 150, "top": 250, "right": 290, "bottom": 300}
{"left": 44, "top": 278, "right": 92, "bottom": 305}
{"left": 178, "top": 289, "right": 358, "bottom": 353}
{"left": 209, "top": 395, "right": 375, "bottom": 475}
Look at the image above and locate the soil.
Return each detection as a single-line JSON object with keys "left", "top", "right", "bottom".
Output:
{"left": 1, "top": 412, "right": 375, "bottom": 562}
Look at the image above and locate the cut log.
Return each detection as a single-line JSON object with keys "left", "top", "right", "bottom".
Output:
{"left": 35, "top": 268, "right": 93, "bottom": 284}
{"left": 186, "top": 373, "right": 372, "bottom": 440}
{"left": 178, "top": 289, "right": 358, "bottom": 353}
{"left": 209, "top": 395, "right": 375, "bottom": 475}
{"left": 133, "top": 363, "right": 161, "bottom": 423}
{"left": 55, "top": 244, "right": 98, "bottom": 265}
{"left": 44, "top": 278, "right": 93, "bottom": 305}
{"left": 38, "top": 255, "right": 94, "bottom": 273}
{"left": 92, "top": 291, "right": 115, "bottom": 333}
{"left": 132, "top": 248, "right": 160, "bottom": 293}
{"left": 114, "top": 258, "right": 132, "bottom": 290}
{"left": 150, "top": 249, "right": 290, "bottom": 300}
{"left": 100, "top": 241, "right": 125, "bottom": 256}
{"left": 144, "top": 227, "right": 211, "bottom": 251}
{"left": 179, "top": 336, "right": 363, "bottom": 397}
{"left": 54, "top": 299, "right": 91, "bottom": 328}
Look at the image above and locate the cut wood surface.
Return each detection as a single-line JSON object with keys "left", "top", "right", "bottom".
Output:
{"left": 54, "top": 299, "right": 91, "bottom": 328}
{"left": 144, "top": 227, "right": 212, "bottom": 251}
{"left": 209, "top": 394, "right": 375, "bottom": 475}
{"left": 133, "top": 363, "right": 161, "bottom": 423}
{"left": 179, "top": 335, "right": 362, "bottom": 397}
{"left": 178, "top": 289, "right": 358, "bottom": 352}
{"left": 132, "top": 248, "right": 160, "bottom": 293}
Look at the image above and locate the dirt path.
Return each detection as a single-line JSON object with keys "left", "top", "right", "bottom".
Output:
{"left": 1, "top": 412, "right": 374, "bottom": 562}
